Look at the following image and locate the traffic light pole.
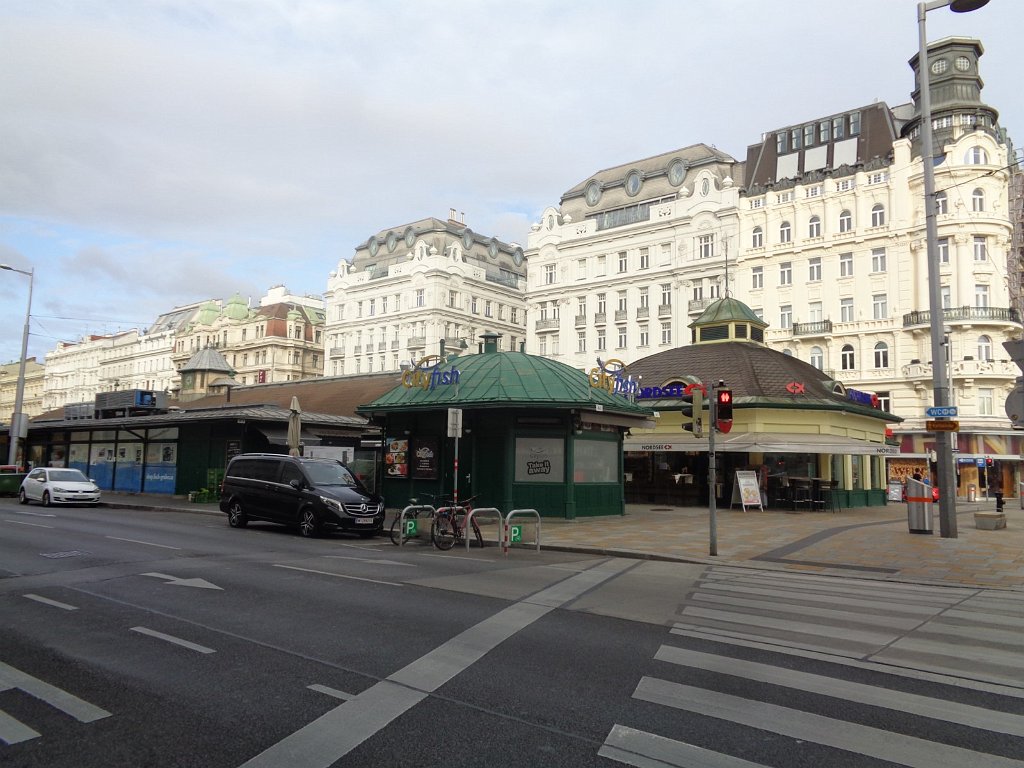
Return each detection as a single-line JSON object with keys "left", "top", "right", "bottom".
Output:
{"left": 708, "top": 387, "right": 718, "bottom": 557}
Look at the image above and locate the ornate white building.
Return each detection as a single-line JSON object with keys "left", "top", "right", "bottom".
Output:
{"left": 323, "top": 213, "right": 528, "bottom": 374}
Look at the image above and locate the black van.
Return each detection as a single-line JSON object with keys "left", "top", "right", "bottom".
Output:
{"left": 219, "top": 453, "right": 384, "bottom": 537}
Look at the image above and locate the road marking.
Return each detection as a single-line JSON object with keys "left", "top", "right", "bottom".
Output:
{"left": 107, "top": 536, "right": 181, "bottom": 550}
{"left": 322, "top": 555, "right": 418, "bottom": 568}
{"left": 656, "top": 644, "right": 1024, "bottom": 737}
{"left": 130, "top": 627, "right": 215, "bottom": 654}
{"left": 23, "top": 594, "right": 77, "bottom": 611}
{"left": 240, "top": 557, "right": 636, "bottom": 768}
{"left": 0, "top": 709, "right": 40, "bottom": 745}
{"left": 141, "top": 572, "right": 223, "bottom": 590}
{"left": 272, "top": 564, "right": 402, "bottom": 587}
{"left": 307, "top": 684, "right": 354, "bottom": 701}
{"left": 634, "top": 676, "right": 1024, "bottom": 768}
{"left": 4, "top": 519, "right": 55, "bottom": 528}
{"left": 12, "top": 510, "right": 57, "bottom": 517}
{"left": 0, "top": 660, "right": 111, "bottom": 724}
{"left": 600, "top": 724, "right": 768, "bottom": 768}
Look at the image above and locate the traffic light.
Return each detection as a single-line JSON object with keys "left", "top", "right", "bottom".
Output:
{"left": 986, "top": 456, "right": 993, "bottom": 467}
{"left": 715, "top": 388, "right": 733, "bottom": 433}
{"left": 681, "top": 388, "right": 705, "bottom": 437}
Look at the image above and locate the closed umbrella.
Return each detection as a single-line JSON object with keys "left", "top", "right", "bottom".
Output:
{"left": 287, "top": 396, "right": 302, "bottom": 456}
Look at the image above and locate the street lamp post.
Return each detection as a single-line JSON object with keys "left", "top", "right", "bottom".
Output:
{"left": 918, "top": 0, "right": 989, "bottom": 538}
{"left": 1, "top": 263, "right": 34, "bottom": 468}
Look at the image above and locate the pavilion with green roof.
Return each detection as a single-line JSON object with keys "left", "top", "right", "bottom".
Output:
{"left": 357, "top": 332, "right": 654, "bottom": 517}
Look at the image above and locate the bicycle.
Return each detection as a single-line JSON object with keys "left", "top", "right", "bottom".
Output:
{"left": 430, "top": 494, "right": 484, "bottom": 551}
{"left": 389, "top": 498, "right": 435, "bottom": 546}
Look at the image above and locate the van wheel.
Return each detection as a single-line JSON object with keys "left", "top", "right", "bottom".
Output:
{"left": 299, "top": 508, "right": 320, "bottom": 538}
{"left": 227, "top": 500, "right": 248, "bottom": 528}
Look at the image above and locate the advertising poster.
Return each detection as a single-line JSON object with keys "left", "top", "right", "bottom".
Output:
{"left": 385, "top": 437, "right": 408, "bottom": 477}
{"left": 411, "top": 438, "right": 438, "bottom": 480}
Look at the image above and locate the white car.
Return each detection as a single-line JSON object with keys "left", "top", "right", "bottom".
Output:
{"left": 19, "top": 467, "right": 101, "bottom": 507}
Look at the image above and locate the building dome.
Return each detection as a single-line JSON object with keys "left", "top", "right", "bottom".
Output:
{"left": 223, "top": 293, "right": 249, "bottom": 321}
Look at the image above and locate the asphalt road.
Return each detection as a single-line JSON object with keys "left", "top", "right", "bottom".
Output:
{"left": 2, "top": 498, "right": 1023, "bottom": 767}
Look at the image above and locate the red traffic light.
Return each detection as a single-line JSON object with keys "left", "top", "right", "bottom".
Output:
{"left": 715, "top": 388, "right": 733, "bottom": 433}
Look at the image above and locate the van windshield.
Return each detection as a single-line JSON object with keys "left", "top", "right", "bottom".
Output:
{"left": 304, "top": 462, "right": 358, "bottom": 487}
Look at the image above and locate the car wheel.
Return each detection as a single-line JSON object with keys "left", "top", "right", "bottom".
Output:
{"left": 18, "top": 489, "right": 28, "bottom": 505}
{"left": 299, "top": 508, "right": 320, "bottom": 538}
{"left": 42, "top": 491, "right": 52, "bottom": 507}
{"left": 227, "top": 500, "right": 248, "bottom": 528}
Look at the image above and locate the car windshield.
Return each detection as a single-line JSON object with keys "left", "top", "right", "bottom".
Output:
{"left": 303, "top": 462, "right": 358, "bottom": 487}
{"left": 49, "top": 469, "right": 90, "bottom": 482}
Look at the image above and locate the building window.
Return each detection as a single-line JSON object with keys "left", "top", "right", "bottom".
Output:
{"left": 876, "top": 392, "right": 891, "bottom": 412}
{"left": 752, "top": 227, "right": 763, "bottom": 248}
{"left": 819, "top": 120, "right": 830, "bottom": 143}
{"left": 966, "top": 147, "right": 988, "bottom": 165}
{"left": 808, "top": 257, "right": 821, "bottom": 282}
{"left": 810, "top": 346, "right": 824, "bottom": 369}
{"left": 661, "top": 322, "right": 672, "bottom": 345}
{"left": 511, "top": 308, "right": 519, "bottom": 324}
{"left": 639, "top": 325, "right": 649, "bottom": 346}
{"left": 639, "top": 287, "right": 649, "bottom": 308}
{"left": 577, "top": 331, "right": 586, "bottom": 353}
{"left": 448, "top": 290, "right": 457, "bottom": 308}
{"left": 791, "top": 128, "right": 802, "bottom": 150}
{"left": 979, "top": 387, "right": 994, "bottom": 416}
{"left": 832, "top": 116, "right": 845, "bottom": 139}
{"left": 779, "top": 221, "right": 792, "bottom": 243}
{"left": 935, "top": 191, "right": 948, "bottom": 214}
{"left": 849, "top": 111, "right": 861, "bottom": 135}
{"left": 617, "top": 326, "right": 627, "bottom": 348}
{"left": 617, "top": 291, "right": 627, "bottom": 312}
{"left": 597, "top": 329, "right": 606, "bottom": 351}
{"left": 660, "top": 243, "right": 672, "bottom": 264}
{"left": 974, "top": 236, "right": 987, "bottom": 261}
{"left": 803, "top": 124, "right": 814, "bottom": 147}
{"left": 698, "top": 234, "right": 714, "bottom": 259}
{"left": 661, "top": 284, "right": 672, "bottom": 306}
{"left": 577, "top": 296, "right": 587, "bottom": 316}
{"left": 692, "top": 285, "right": 704, "bottom": 302}
{"left": 776, "top": 132, "right": 787, "bottom": 153}
{"left": 841, "top": 298, "right": 854, "bottom": 322}
{"left": 471, "top": 297, "right": 479, "bottom": 314}
{"left": 544, "top": 264, "right": 556, "bottom": 285}
{"left": 780, "top": 304, "right": 792, "bottom": 329}
{"left": 841, "top": 344, "right": 855, "bottom": 370}
{"left": 975, "top": 284, "right": 990, "bottom": 308}
{"left": 938, "top": 237, "right": 950, "bottom": 264}
{"left": 485, "top": 300, "right": 493, "bottom": 318}
{"left": 874, "top": 342, "right": 889, "bottom": 368}
{"left": 618, "top": 251, "right": 628, "bottom": 272}
{"left": 577, "top": 259, "right": 587, "bottom": 279}
{"left": 597, "top": 255, "right": 606, "bottom": 276}
{"left": 978, "top": 334, "right": 993, "bottom": 361}
{"left": 639, "top": 248, "right": 649, "bottom": 270}
{"left": 972, "top": 188, "right": 985, "bottom": 212}
{"left": 808, "top": 302, "right": 823, "bottom": 322}
{"left": 415, "top": 289, "right": 424, "bottom": 308}
{"left": 538, "top": 338, "right": 547, "bottom": 356}
{"left": 597, "top": 293, "right": 606, "bottom": 314}
{"left": 779, "top": 262, "right": 792, "bottom": 286}
{"left": 808, "top": 216, "right": 821, "bottom": 238}
{"left": 839, "top": 209, "right": 852, "bottom": 233}
{"left": 941, "top": 286, "right": 951, "bottom": 309}
{"left": 839, "top": 252, "right": 853, "bottom": 277}
{"left": 870, "top": 204, "right": 886, "bottom": 227}
{"left": 871, "top": 248, "right": 887, "bottom": 273}
{"left": 752, "top": 267, "right": 763, "bottom": 290}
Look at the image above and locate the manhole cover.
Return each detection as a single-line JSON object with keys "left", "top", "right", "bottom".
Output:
{"left": 40, "top": 551, "right": 89, "bottom": 559}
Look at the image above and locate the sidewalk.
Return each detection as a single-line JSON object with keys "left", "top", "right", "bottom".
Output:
{"left": 100, "top": 491, "right": 1024, "bottom": 591}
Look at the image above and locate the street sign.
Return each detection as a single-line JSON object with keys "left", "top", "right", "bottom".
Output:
{"left": 925, "top": 406, "right": 958, "bottom": 418}
{"left": 926, "top": 420, "right": 959, "bottom": 432}
{"left": 447, "top": 408, "right": 463, "bottom": 437}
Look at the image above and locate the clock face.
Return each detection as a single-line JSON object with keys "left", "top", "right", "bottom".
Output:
{"left": 404, "top": 227, "right": 416, "bottom": 248}
{"left": 625, "top": 171, "right": 642, "bottom": 197}
{"left": 584, "top": 181, "right": 601, "bottom": 206}
{"left": 668, "top": 159, "right": 686, "bottom": 186}
{"left": 462, "top": 229, "right": 474, "bottom": 250}
{"left": 386, "top": 231, "right": 397, "bottom": 252}
{"left": 955, "top": 56, "right": 971, "bottom": 72}
{"left": 367, "top": 237, "right": 379, "bottom": 256}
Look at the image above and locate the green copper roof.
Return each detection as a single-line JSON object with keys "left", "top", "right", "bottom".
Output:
{"left": 691, "top": 297, "right": 767, "bottom": 329}
{"left": 358, "top": 350, "right": 653, "bottom": 416}
{"left": 223, "top": 293, "right": 250, "bottom": 321}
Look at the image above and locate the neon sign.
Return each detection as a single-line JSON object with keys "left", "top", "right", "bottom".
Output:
{"left": 401, "top": 355, "right": 461, "bottom": 391}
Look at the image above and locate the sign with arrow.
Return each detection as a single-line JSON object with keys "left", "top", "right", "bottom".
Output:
{"left": 142, "top": 572, "right": 223, "bottom": 590}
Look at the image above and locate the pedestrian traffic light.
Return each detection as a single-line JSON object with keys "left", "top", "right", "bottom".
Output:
{"left": 681, "top": 388, "right": 705, "bottom": 437}
{"left": 716, "top": 387, "right": 733, "bottom": 433}
{"left": 986, "top": 456, "right": 993, "bottom": 467}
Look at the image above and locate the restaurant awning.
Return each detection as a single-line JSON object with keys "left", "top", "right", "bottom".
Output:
{"left": 623, "top": 432, "right": 897, "bottom": 455}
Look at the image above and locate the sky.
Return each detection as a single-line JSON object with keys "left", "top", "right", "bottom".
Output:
{"left": 2, "top": 0, "right": 1022, "bottom": 364}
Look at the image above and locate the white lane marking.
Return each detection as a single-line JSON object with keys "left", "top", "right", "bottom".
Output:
{"left": 680, "top": 606, "right": 896, "bottom": 645}
{"left": 600, "top": 724, "right": 768, "bottom": 768}
{"left": 141, "top": 572, "right": 223, "bottom": 590}
{"left": 307, "top": 684, "right": 354, "bottom": 701}
{"left": 130, "top": 627, "right": 215, "bottom": 654}
{"left": 0, "top": 660, "right": 111, "bottom": 722}
{"left": 272, "top": 564, "right": 402, "bottom": 587}
{"left": 423, "top": 553, "right": 493, "bottom": 562}
{"left": 23, "top": 594, "right": 77, "bottom": 611}
{"left": 670, "top": 625, "right": 1024, "bottom": 699}
{"left": 0, "top": 708, "right": 41, "bottom": 745}
{"left": 107, "top": 536, "right": 181, "bottom": 550}
{"left": 240, "top": 557, "right": 636, "bottom": 768}
{"left": 11, "top": 510, "right": 56, "bottom": 518}
{"left": 4, "top": 519, "right": 55, "bottom": 528}
{"left": 634, "top": 676, "right": 1024, "bottom": 768}
{"left": 656, "top": 644, "right": 1024, "bottom": 737}
{"left": 322, "top": 555, "right": 417, "bottom": 568}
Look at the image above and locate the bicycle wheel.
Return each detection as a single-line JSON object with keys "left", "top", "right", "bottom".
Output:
{"left": 431, "top": 514, "right": 457, "bottom": 551}
{"left": 470, "top": 517, "right": 484, "bottom": 548}
{"left": 389, "top": 515, "right": 404, "bottom": 546}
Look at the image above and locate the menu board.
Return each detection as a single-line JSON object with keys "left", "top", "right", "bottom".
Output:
{"left": 385, "top": 438, "right": 408, "bottom": 477}
{"left": 411, "top": 438, "right": 438, "bottom": 480}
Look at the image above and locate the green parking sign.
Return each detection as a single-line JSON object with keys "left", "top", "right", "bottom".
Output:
{"left": 404, "top": 519, "right": 418, "bottom": 537}
{"left": 510, "top": 525, "right": 522, "bottom": 543}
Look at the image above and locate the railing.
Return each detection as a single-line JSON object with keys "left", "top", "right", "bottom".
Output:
{"left": 391, "top": 339, "right": 399, "bottom": 350}
{"left": 353, "top": 345, "right": 362, "bottom": 355}
{"left": 535, "top": 318, "right": 559, "bottom": 331}
{"left": 658, "top": 304, "right": 672, "bottom": 317}
{"left": 329, "top": 346, "right": 345, "bottom": 358}
{"left": 484, "top": 268, "right": 525, "bottom": 290}
{"left": 688, "top": 298, "right": 713, "bottom": 313}
{"left": 792, "top": 320, "right": 833, "bottom": 336}
{"left": 614, "top": 310, "right": 628, "bottom": 322}
{"left": 636, "top": 306, "right": 650, "bottom": 319}
{"left": 575, "top": 314, "right": 587, "bottom": 327}
{"left": 594, "top": 312, "right": 607, "bottom": 325}
{"left": 903, "top": 306, "right": 1022, "bottom": 327}
{"left": 407, "top": 336, "right": 426, "bottom": 348}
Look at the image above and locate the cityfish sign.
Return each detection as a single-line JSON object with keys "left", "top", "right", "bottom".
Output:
{"left": 401, "top": 355, "right": 461, "bottom": 391}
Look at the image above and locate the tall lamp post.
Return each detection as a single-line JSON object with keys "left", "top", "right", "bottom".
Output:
{"left": 918, "top": 0, "right": 989, "bottom": 538}
{"left": 1, "top": 263, "right": 34, "bottom": 468}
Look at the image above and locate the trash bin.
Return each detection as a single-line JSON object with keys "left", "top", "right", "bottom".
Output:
{"left": 906, "top": 478, "right": 933, "bottom": 534}
{"left": 968, "top": 484, "right": 977, "bottom": 502}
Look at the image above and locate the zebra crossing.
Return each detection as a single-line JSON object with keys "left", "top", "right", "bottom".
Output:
{"left": 600, "top": 566, "right": 1024, "bottom": 768}
{"left": 0, "top": 660, "right": 110, "bottom": 745}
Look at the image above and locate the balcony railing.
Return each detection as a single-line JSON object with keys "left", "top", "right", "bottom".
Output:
{"left": 903, "top": 306, "right": 1022, "bottom": 327}
{"left": 353, "top": 345, "right": 362, "bottom": 355}
{"left": 575, "top": 314, "right": 587, "bottom": 327}
{"left": 658, "top": 304, "right": 672, "bottom": 317}
{"left": 329, "top": 346, "right": 345, "bottom": 358}
{"left": 614, "top": 309, "right": 628, "bottom": 322}
{"left": 407, "top": 337, "right": 426, "bottom": 349}
{"left": 594, "top": 312, "right": 607, "bottom": 325}
{"left": 636, "top": 306, "right": 650, "bottom": 319}
{"left": 535, "top": 318, "right": 560, "bottom": 332}
{"left": 377, "top": 342, "right": 387, "bottom": 351}
{"left": 391, "top": 339, "right": 399, "bottom": 350}
{"left": 792, "top": 320, "right": 833, "bottom": 337}
{"left": 688, "top": 297, "right": 714, "bottom": 313}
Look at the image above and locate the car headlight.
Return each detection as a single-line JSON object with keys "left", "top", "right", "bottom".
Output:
{"left": 53, "top": 486, "right": 69, "bottom": 493}
{"left": 319, "top": 496, "right": 343, "bottom": 513}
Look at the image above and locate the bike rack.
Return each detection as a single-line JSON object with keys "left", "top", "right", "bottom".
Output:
{"left": 464, "top": 507, "right": 503, "bottom": 551}
{"left": 504, "top": 509, "right": 541, "bottom": 555}
{"left": 396, "top": 504, "right": 435, "bottom": 546}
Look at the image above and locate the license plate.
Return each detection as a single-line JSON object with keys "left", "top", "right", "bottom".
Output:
{"left": 354, "top": 518, "right": 373, "bottom": 524}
